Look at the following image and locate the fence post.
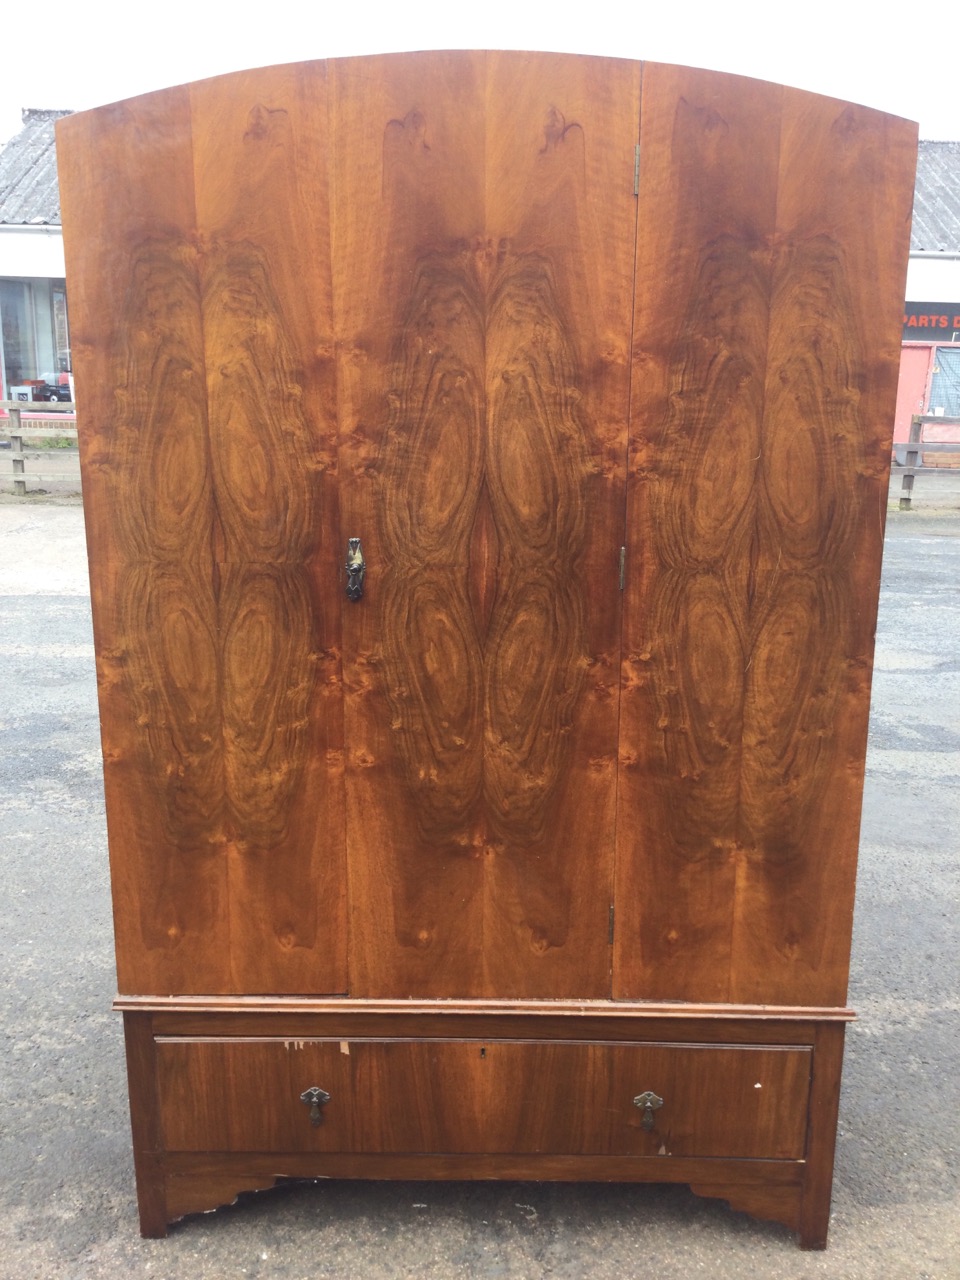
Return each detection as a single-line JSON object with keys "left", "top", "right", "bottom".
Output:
{"left": 9, "top": 405, "right": 26, "bottom": 497}
{"left": 899, "top": 415, "right": 922, "bottom": 511}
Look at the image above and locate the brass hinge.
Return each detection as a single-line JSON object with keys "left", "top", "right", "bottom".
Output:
{"left": 609, "top": 904, "right": 615, "bottom": 944}
{"left": 619, "top": 546, "right": 626, "bottom": 591}
{"left": 633, "top": 144, "right": 640, "bottom": 196}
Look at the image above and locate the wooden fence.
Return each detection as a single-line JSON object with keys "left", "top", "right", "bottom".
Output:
{"left": 1, "top": 401, "right": 79, "bottom": 496}
{"left": 894, "top": 414, "right": 960, "bottom": 511}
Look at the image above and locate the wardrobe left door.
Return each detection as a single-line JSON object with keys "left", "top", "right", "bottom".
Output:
{"left": 58, "top": 65, "right": 349, "bottom": 996}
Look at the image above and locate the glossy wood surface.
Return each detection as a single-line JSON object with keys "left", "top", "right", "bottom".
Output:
{"left": 59, "top": 51, "right": 642, "bottom": 999}
{"left": 798, "top": 1021, "right": 846, "bottom": 1248}
{"left": 156, "top": 1036, "right": 811, "bottom": 1157}
{"left": 159, "top": 1152, "right": 806, "bottom": 1239}
{"left": 617, "top": 63, "right": 917, "bottom": 1005}
{"left": 116, "top": 992, "right": 854, "bottom": 1020}
{"left": 57, "top": 52, "right": 917, "bottom": 1250}
{"left": 57, "top": 68, "right": 347, "bottom": 995}
{"left": 123, "top": 1013, "right": 166, "bottom": 1237}
{"left": 330, "top": 51, "right": 639, "bottom": 996}
{"left": 124, "top": 1007, "right": 826, "bottom": 1244}
{"left": 59, "top": 53, "right": 915, "bottom": 1004}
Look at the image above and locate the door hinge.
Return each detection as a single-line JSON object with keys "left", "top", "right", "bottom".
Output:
{"left": 619, "top": 546, "right": 626, "bottom": 591}
{"left": 633, "top": 143, "right": 640, "bottom": 196}
{"left": 609, "top": 904, "right": 615, "bottom": 944}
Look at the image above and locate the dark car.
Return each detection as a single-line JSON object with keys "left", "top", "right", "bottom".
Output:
{"left": 36, "top": 374, "right": 72, "bottom": 402}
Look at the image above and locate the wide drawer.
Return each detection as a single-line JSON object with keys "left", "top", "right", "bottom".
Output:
{"left": 156, "top": 1037, "right": 811, "bottom": 1159}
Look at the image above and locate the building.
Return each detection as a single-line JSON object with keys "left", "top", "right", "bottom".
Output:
{"left": 897, "top": 141, "right": 960, "bottom": 460}
{"left": 0, "top": 108, "right": 72, "bottom": 401}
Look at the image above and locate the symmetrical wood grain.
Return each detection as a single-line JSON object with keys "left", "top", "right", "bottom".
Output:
{"left": 59, "top": 90, "right": 229, "bottom": 992}
{"left": 57, "top": 67, "right": 347, "bottom": 995}
{"left": 617, "top": 67, "right": 784, "bottom": 1003}
{"left": 617, "top": 65, "right": 917, "bottom": 1004}
{"left": 59, "top": 53, "right": 917, "bottom": 1250}
{"left": 478, "top": 54, "right": 638, "bottom": 997}
{"left": 330, "top": 53, "right": 490, "bottom": 997}
{"left": 332, "top": 52, "right": 639, "bottom": 998}
{"left": 62, "top": 55, "right": 914, "bottom": 1009}
{"left": 375, "top": 247, "right": 486, "bottom": 841}
{"left": 186, "top": 66, "right": 347, "bottom": 994}
{"left": 112, "top": 232, "right": 322, "bottom": 861}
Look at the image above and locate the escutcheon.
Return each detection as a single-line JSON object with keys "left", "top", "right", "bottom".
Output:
{"left": 345, "top": 538, "right": 365, "bottom": 601}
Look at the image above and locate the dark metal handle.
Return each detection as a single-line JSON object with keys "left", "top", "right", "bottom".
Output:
{"left": 300, "top": 1086, "right": 331, "bottom": 1127}
{"left": 633, "top": 1090, "right": 663, "bottom": 1131}
{"left": 345, "top": 537, "right": 365, "bottom": 601}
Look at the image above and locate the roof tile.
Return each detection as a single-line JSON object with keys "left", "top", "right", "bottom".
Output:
{"left": 0, "top": 108, "right": 72, "bottom": 225}
{"left": 911, "top": 141, "right": 960, "bottom": 253}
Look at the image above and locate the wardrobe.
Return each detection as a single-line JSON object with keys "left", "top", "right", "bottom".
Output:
{"left": 56, "top": 51, "right": 917, "bottom": 1246}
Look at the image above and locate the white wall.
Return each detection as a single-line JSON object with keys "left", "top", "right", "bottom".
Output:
{"left": 906, "top": 255, "right": 960, "bottom": 302}
{"left": 0, "top": 227, "right": 65, "bottom": 278}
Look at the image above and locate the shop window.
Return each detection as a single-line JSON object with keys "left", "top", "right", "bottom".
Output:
{"left": 0, "top": 277, "right": 69, "bottom": 399}
{"left": 929, "top": 347, "right": 960, "bottom": 417}
{"left": 0, "top": 278, "right": 36, "bottom": 392}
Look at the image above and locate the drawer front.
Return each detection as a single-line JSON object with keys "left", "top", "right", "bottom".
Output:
{"left": 156, "top": 1038, "right": 811, "bottom": 1159}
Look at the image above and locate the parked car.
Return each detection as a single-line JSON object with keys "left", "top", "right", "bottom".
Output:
{"left": 36, "top": 373, "right": 73, "bottom": 402}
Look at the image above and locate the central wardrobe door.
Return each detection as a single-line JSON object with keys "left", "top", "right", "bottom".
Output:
{"left": 332, "top": 52, "right": 640, "bottom": 997}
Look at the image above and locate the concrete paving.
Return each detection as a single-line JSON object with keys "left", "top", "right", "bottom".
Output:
{"left": 0, "top": 496, "right": 957, "bottom": 1280}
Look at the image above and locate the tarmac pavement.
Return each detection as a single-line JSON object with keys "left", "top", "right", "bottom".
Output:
{"left": 0, "top": 496, "right": 957, "bottom": 1280}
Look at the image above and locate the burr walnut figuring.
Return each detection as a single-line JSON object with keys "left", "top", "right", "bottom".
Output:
{"left": 56, "top": 51, "right": 917, "bottom": 1247}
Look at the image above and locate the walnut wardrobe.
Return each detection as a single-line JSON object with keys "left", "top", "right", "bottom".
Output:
{"left": 56, "top": 51, "right": 916, "bottom": 1247}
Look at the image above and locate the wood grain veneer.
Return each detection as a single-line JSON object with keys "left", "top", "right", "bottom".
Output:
{"left": 618, "top": 64, "right": 916, "bottom": 1006}
{"left": 56, "top": 50, "right": 916, "bottom": 1249}
{"left": 156, "top": 1037, "right": 812, "bottom": 1158}
{"left": 329, "top": 51, "right": 640, "bottom": 998}
{"left": 57, "top": 69, "right": 347, "bottom": 997}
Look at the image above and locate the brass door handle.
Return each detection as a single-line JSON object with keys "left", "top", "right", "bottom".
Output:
{"left": 345, "top": 537, "right": 365, "bottom": 601}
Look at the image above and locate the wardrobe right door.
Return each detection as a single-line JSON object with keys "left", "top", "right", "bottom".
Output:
{"left": 615, "top": 63, "right": 917, "bottom": 1007}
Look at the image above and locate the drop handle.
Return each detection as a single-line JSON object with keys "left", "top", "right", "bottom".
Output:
{"left": 345, "top": 537, "right": 365, "bottom": 601}
{"left": 633, "top": 1090, "right": 663, "bottom": 1131}
{"left": 300, "top": 1086, "right": 331, "bottom": 1127}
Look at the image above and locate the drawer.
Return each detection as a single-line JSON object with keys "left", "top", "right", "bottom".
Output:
{"left": 156, "top": 1037, "right": 812, "bottom": 1159}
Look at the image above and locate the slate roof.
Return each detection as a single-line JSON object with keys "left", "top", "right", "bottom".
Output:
{"left": 911, "top": 141, "right": 960, "bottom": 252}
{"left": 0, "top": 108, "right": 72, "bottom": 226}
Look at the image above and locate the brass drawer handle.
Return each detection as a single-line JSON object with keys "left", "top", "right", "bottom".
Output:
{"left": 633, "top": 1090, "right": 663, "bottom": 1131}
{"left": 300, "top": 1086, "right": 331, "bottom": 1126}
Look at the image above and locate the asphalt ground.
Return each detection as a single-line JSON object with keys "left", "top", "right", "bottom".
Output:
{"left": 0, "top": 497, "right": 957, "bottom": 1280}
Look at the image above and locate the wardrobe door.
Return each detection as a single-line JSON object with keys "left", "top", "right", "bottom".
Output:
{"left": 331, "top": 52, "right": 640, "bottom": 998}
{"left": 616, "top": 64, "right": 917, "bottom": 1004}
{"left": 57, "top": 66, "right": 348, "bottom": 996}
